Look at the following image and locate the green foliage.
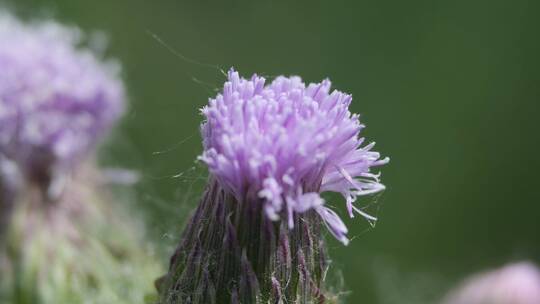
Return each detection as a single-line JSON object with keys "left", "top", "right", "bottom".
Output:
{"left": 0, "top": 167, "right": 163, "bottom": 304}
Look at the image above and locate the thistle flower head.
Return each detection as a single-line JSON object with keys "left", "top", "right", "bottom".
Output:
{"left": 200, "top": 69, "right": 388, "bottom": 244}
{"left": 443, "top": 262, "right": 540, "bottom": 304}
{"left": 0, "top": 13, "right": 125, "bottom": 176}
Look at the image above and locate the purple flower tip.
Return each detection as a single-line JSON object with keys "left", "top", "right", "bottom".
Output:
{"left": 0, "top": 13, "right": 125, "bottom": 174}
{"left": 199, "top": 69, "right": 388, "bottom": 244}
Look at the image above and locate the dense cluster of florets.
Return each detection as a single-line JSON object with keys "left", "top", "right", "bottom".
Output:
{"left": 200, "top": 69, "right": 388, "bottom": 244}
{"left": 0, "top": 13, "right": 125, "bottom": 175}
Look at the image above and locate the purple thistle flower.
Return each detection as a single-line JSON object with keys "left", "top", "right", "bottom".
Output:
{"left": 443, "top": 262, "right": 540, "bottom": 304}
{"left": 200, "top": 69, "right": 388, "bottom": 244}
{"left": 0, "top": 14, "right": 164, "bottom": 303}
{"left": 159, "top": 69, "right": 388, "bottom": 303}
{"left": 0, "top": 13, "right": 125, "bottom": 183}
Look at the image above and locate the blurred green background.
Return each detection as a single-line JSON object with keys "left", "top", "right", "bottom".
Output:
{"left": 4, "top": 0, "right": 540, "bottom": 303}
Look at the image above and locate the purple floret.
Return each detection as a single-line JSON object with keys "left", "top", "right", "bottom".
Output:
{"left": 200, "top": 69, "right": 388, "bottom": 244}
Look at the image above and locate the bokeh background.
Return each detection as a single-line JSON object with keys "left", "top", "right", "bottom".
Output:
{"left": 3, "top": 0, "right": 540, "bottom": 303}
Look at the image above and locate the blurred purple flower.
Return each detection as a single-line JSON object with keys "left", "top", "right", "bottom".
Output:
{"left": 200, "top": 69, "right": 388, "bottom": 244}
{"left": 443, "top": 262, "right": 540, "bottom": 304}
{"left": 0, "top": 13, "right": 125, "bottom": 178}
